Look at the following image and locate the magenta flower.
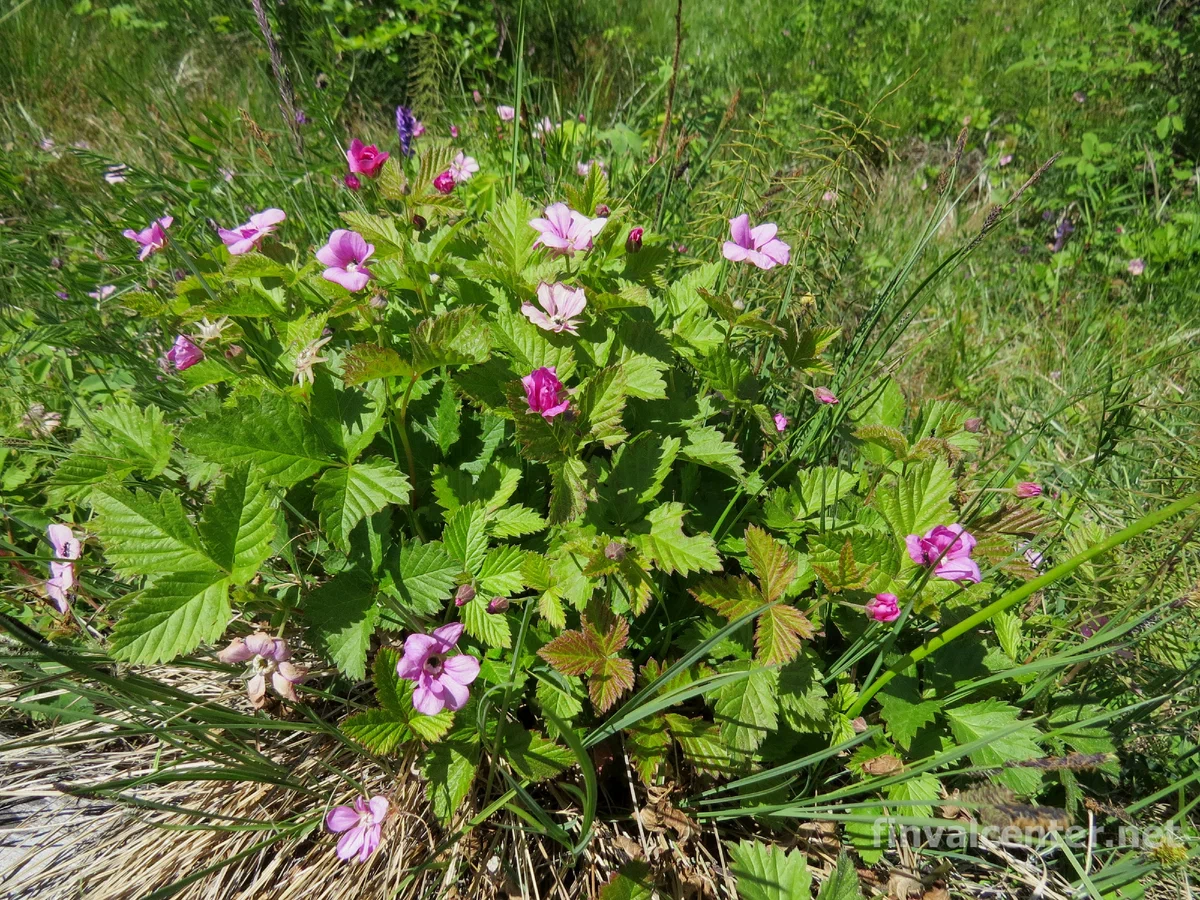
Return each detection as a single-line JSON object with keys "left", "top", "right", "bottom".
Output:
{"left": 345, "top": 139, "right": 389, "bottom": 178}
{"left": 46, "top": 523, "right": 81, "bottom": 613}
{"left": 813, "top": 386, "right": 838, "bottom": 405}
{"left": 497, "top": 105, "right": 516, "bottom": 122}
{"left": 413, "top": 120, "right": 426, "bottom": 137}
{"left": 522, "top": 282, "right": 586, "bottom": 334}
{"left": 773, "top": 413, "right": 790, "bottom": 433}
{"left": 450, "top": 151, "right": 479, "bottom": 183}
{"left": 1015, "top": 482, "right": 1042, "bottom": 499}
{"left": 432, "top": 170, "right": 456, "bottom": 194}
{"left": 866, "top": 593, "right": 901, "bottom": 623}
{"left": 522, "top": 366, "right": 571, "bottom": 419}
{"left": 906, "top": 524, "right": 982, "bottom": 583}
{"left": 165, "top": 335, "right": 204, "bottom": 371}
{"left": 450, "top": 125, "right": 459, "bottom": 138}
{"left": 395, "top": 623, "right": 480, "bottom": 715}
{"left": 473, "top": 90, "right": 483, "bottom": 104}
{"left": 626, "top": 227, "right": 643, "bottom": 253}
{"left": 343, "top": 173, "right": 361, "bottom": 191}
{"left": 529, "top": 202, "right": 607, "bottom": 256}
{"left": 218, "top": 208, "right": 286, "bottom": 256}
{"left": 722, "top": 214, "right": 790, "bottom": 269}
{"left": 1127, "top": 258, "right": 1145, "bottom": 276}
{"left": 326, "top": 796, "right": 388, "bottom": 863}
{"left": 317, "top": 230, "right": 374, "bottom": 292}
{"left": 123, "top": 216, "right": 172, "bottom": 260}
{"left": 487, "top": 597, "right": 510, "bottom": 614}
{"left": 218, "top": 633, "right": 305, "bottom": 706}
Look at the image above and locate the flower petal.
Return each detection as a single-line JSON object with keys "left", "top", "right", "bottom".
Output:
{"left": 251, "top": 208, "right": 287, "bottom": 228}
{"left": 442, "top": 653, "right": 481, "bottom": 685}
{"left": 336, "top": 826, "right": 366, "bottom": 861}
{"left": 218, "top": 638, "right": 254, "bottom": 664}
{"left": 729, "top": 214, "right": 751, "bottom": 249}
{"left": 438, "top": 674, "right": 470, "bottom": 711}
{"left": 905, "top": 534, "right": 927, "bottom": 566}
{"left": 272, "top": 671, "right": 299, "bottom": 701}
{"left": 368, "top": 795, "right": 389, "bottom": 823}
{"left": 431, "top": 622, "right": 465, "bottom": 649}
{"left": 749, "top": 222, "right": 778, "bottom": 247}
{"left": 246, "top": 674, "right": 266, "bottom": 704}
{"left": 325, "top": 805, "right": 360, "bottom": 833}
{"left": 935, "top": 557, "right": 982, "bottom": 583}
{"left": 412, "top": 681, "right": 446, "bottom": 716}
{"left": 521, "top": 303, "right": 555, "bottom": 331}
{"left": 722, "top": 241, "right": 750, "bottom": 262}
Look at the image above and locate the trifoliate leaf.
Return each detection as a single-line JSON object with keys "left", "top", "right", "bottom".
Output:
{"left": 91, "top": 485, "right": 214, "bottom": 578}
{"left": 314, "top": 457, "right": 411, "bottom": 552}
{"left": 743, "top": 525, "right": 798, "bottom": 603}
{"left": 630, "top": 502, "right": 721, "bottom": 576}
{"left": 109, "top": 570, "right": 231, "bottom": 664}
{"left": 728, "top": 839, "right": 810, "bottom": 900}
{"left": 388, "top": 540, "right": 458, "bottom": 616}
{"left": 713, "top": 661, "right": 779, "bottom": 753}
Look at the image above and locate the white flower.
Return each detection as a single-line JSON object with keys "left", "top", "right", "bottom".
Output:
{"left": 450, "top": 151, "right": 479, "bottom": 183}
{"left": 293, "top": 334, "right": 333, "bottom": 385}
{"left": 104, "top": 165, "right": 128, "bottom": 184}
{"left": 194, "top": 316, "right": 231, "bottom": 344}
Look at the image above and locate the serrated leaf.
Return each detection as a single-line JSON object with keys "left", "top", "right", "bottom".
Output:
{"left": 577, "top": 365, "right": 629, "bottom": 447}
{"left": 443, "top": 503, "right": 489, "bottom": 574}
{"left": 90, "top": 401, "right": 174, "bottom": 478}
{"left": 815, "top": 854, "right": 863, "bottom": 900}
{"left": 184, "top": 394, "right": 331, "bottom": 487}
{"left": 714, "top": 662, "right": 779, "bottom": 753}
{"left": 342, "top": 343, "right": 414, "bottom": 385}
{"left": 91, "top": 485, "right": 213, "bottom": 578}
{"left": 482, "top": 192, "right": 538, "bottom": 290}
{"left": 432, "top": 460, "right": 521, "bottom": 515}
{"left": 755, "top": 605, "right": 814, "bottom": 666}
{"left": 743, "top": 525, "right": 797, "bottom": 603}
{"left": 548, "top": 457, "right": 591, "bottom": 523}
{"left": 874, "top": 458, "right": 957, "bottom": 542}
{"left": 390, "top": 541, "right": 459, "bottom": 616}
{"left": 605, "top": 434, "right": 679, "bottom": 524}
{"left": 627, "top": 715, "right": 671, "bottom": 784}
{"left": 679, "top": 426, "right": 745, "bottom": 479}
{"left": 630, "top": 502, "right": 721, "bottom": 576}
{"left": 339, "top": 211, "right": 404, "bottom": 254}
{"left": 502, "top": 724, "right": 574, "bottom": 782}
{"left": 109, "top": 571, "right": 231, "bottom": 663}
{"left": 490, "top": 305, "right": 578, "bottom": 382}
{"left": 854, "top": 424, "right": 910, "bottom": 459}
{"left": 599, "top": 861, "right": 655, "bottom": 900}
{"left": 341, "top": 709, "right": 412, "bottom": 755}
{"left": 410, "top": 306, "right": 492, "bottom": 376}
{"left": 197, "top": 465, "right": 276, "bottom": 582}
{"left": 664, "top": 713, "right": 733, "bottom": 777}
{"left": 311, "top": 374, "right": 386, "bottom": 462}
{"left": 946, "top": 699, "right": 1043, "bottom": 773}
{"left": 693, "top": 347, "right": 758, "bottom": 403}
{"left": 886, "top": 773, "right": 942, "bottom": 820}
{"left": 429, "top": 381, "right": 461, "bottom": 455}
{"left": 621, "top": 354, "right": 669, "bottom": 400}
{"left": 305, "top": 570, "right": 379, "bottom": 680}
{"left": 224, "top": 252, "right": 291, "bottom": 281}
{"left": 728, "top": 839, "right": 811, "bottom": 900}
{"left": 538, "top": 616, "right": 632, "bottom": 713}
{"left": 488, "top": 505, "right": 548, "bottom": 538}
{"left": 314, "top": 458, "right": 411, "bottom": 552}
{"left": 478, "top": 545, "right": 529, "bottom": 596}
{"left": 691, "top": 575, "right": 761, "bottom": 620}
{"left": 460, "top": 594, "right": 511, "bottom": 647}
{"left": 424, "top": 741, "right": 479, "bottom": 824}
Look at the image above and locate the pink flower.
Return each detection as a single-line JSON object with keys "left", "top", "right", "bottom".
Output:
{"left": 316, "top": 229, "right": 374, "bottom": 292}
{"left": 529, "top": 202, "right": 607, "bottom": 256}
{"left": 1127, "top": 258, "right": 1145, "bottom": 276}
{"left": 722, "top": 214, "right": 790, "bottom": 269}
{"left": 165, "top": 335, "right": 204, "bottom": 371}
{"left": 450, "top": 151, "right": 479, "bottom": 183}
{"left": 325, "top": 796, "right": 388, "bottom": 863}
{"left": 123, "top": 216, "right": 172, "bottom": 260}
{"left": 866, "top": 593, "right": 900, "bottom": 623}
{"left": 450, "top": 125, "right": 459, "bottom": 138}
{"left": 813, "top": 386, "right": 838, "bottom": 405}
{"left": 773, "top": 413, "right": 789, "bottom": 432}
{"left": 906, "top": 524, "right": 982, "bottom": 584}
{"left": 522, "top": 366, "right": 571, "bottom": 419}
{"left": 1020, "top": 542, "right": 1044, "bottom": 571}
{"left": 395, "top": 623, "right": 480, "bottom": 715}
{"left": 534, "top": 117, "right": 557, "bottom": 136}
{"left": 413, "top": 120, "right": 425, "bottom": 137}
{"left": 88, "top": 285, "right": 115, "bottom": 301}
{"left": 473, "top": 90, "right": 483, "bottom": 104}
{"left": 626, "top": 227, "right": 643, "bottom": 253}
{"left": 218, "top": 208, "right": 286, "bottom": 256}
{"left": 218, "top": 633, "right": 305, "bottom": 706}
{"left": 104, "top": 164, "right": 127, "bottom": 184}
{"left": 46, "top": 524, "right": 81, "bottom": 613}
{"left": 345, "top": 139, "right": 389, "bottom": 178}
{"left": 576, "top": 158, "right": 605, "bottom": 176}
{"left": 822, "top": 190, "right": 837, "bottom": 203}
{"left": 433, "top": 170, "right": 456, "bottom": 194}
{"left": 999, "top": 154, "right": 1013, "bottom": 166}
{"left": 521, "top": 282, "right": 586, "bottom": 334}
{"left": 343, "top": 173, "right": 361, "bottom": 191}
{"left": 497, "top": 105, "right": 516, "bottom": 121}
{"left": 1015, "top": 482, "right": 1042, "bottom": 499}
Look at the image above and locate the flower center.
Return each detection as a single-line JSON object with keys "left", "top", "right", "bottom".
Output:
{"left": 423, "top": 654, "right": 444, "bottom": 677}
{"left": 346, "top": 262, "right": 358, "bottom": 273}
{"left": 251, "top": 655, "right": 275, "bottom": 675}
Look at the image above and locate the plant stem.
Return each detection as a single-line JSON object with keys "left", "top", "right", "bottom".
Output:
{"left": 849, "top": 490, "right": 1200, "bottom": 718}
{"left": 397, "top": 376, "right": 425, "bottom": 541}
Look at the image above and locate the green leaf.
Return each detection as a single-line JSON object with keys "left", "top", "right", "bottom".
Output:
{"left": 90, "top": 401, "right": 174, "bottom": 477}
{"left": 946, "top": 699, "right": 1043, "bottom": 789}
{"left": 310, "top": 374, "right": 386, "bottom": 462}
{"left": 410, "top": 306, "right": 492, "bottom": 376}
{"left": 423, "top": 741, "right": 479, "bottom": 824}
{"left": 184, "top": 394, "right": 331, "bottom": 487}
{"left": 679, "top": 426, "right": 746, "bottom": 479}
{"left": 755, "top": 604, "right": 814, "bottom": 666}
{"left": 224, "top": 252, "right": 291, "bottom": 281}
{"left": 478, "top": 545, "right": 529, "bottom": 596}
{"left": 599, "top": 862, "right": 655, "bottom": 900}
{"left": 432, "top": 460, "right": 521, "bottom": 515}
{"left": 778, "top": 654, "right": 829, "bottom": 729}
{"left": 305, "top": 571, "right": 379, "bottom": 680}
{"left": 886, "top": 772, "right": 942, "bottom": 820}
{"left": 744, "top": 525, "right": 798, "bottom": 603}
{"left": 815, "top": 854, "right": 863, "bottom": 900}
{"left": 728, "top": 839, "right": 811, "bottom": 900}
{"left": 339, "top": 211, "right": 405, "bottom": 254}
{"left": 605, "top": 433, "right": 679, "bottom": 523}
{"left": 429, "top": 381, "right": 461, "bottom": 455}
{"left": 548, "top": 457, "right": 591, "bottom": 523}
{"left": 90, "top": 485, "right": 213, "bottom": 578}
{"left": 460, "top": 594, "right": 512, "bottom": 648}
{"left": 482, "top": 192, "right": 538, "bottom": 288}
{"left": 621, "top": 354, "right": 669, "bottom": 400}
{"left": 502, "top": 724, "right": 574, "bottom": 782}
{"left": 390, "top": 541, "right": 459, "bottom": 616}
{"left": 488, "top": 505, "right": 548, "bottom": 538}
{"left": 109, "top": 571, "right": 232, "bottom": 663}
{"left": 490, "top": 305, "right": 578, "bottom": 381}
{"left": 197, "top": 465, "right": 276, "bottom": 582}
{"left": 341, "top": 709, "right": 412, "bottom": 755}
{"left": 342, "top": 343, "right": 414, "bottom": 385}
{"left": 874, "top": 458, "right": 956, "bottom": 541}
{"left": 713, "top": 662, "right": 779, "bottom": 753}
{"left": 443, "top": 503, "right": 489, "bottom": 575}
{"left": 538, "top": 617, "right": 633, "bottom": 713}
{"left": 577, "top": 365, "right": 629, "bottom": 447}
{"left": 314, "top": 457, "right": 412, "bottom": 552}
{"left": 630, "top": 502, "right": 721, "bottom": 576}
{"left": 664, "top": 713, "right": 733, "bottom": 776}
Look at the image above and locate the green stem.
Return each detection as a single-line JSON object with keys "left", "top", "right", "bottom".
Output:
{"left": 396, "top": 376, "right": 425, "bottom": 541}
{"left": 848, "top": 490, "right": 1200, "bottom": 718}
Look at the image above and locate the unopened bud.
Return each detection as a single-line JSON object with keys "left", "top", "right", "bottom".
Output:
{"left": 225, "top": 344, "right": 244, "bottom": 359}
{"left": 625, "top": 227, "right": 643, "bottom": 254}
{"left": 343, "top": 173, "right": 361, "bottom": 191}
{"left": 595, "top": 203, "right": 610, "bottom": 217}
{"left": 454, "top": 584, "right": 476, "bottom": 607}
{"left": 412, "top": 214, "right": 427, "bottom": 231}
{"left": 486, "top": 596, "right": 509, "bottom": 614}
{"left": 964, "top": 417, "right": 983, "bottom": 433}
{"left": 851, "top": 716, "right": 868, "bottom": 734}
{"left": 473, "top": 90, "right": 483, "bottom": 104}
{"left": 604, "top": 541, "right": 626, "bottom": 561}
{"left": 369, "top": 293, "right": 388, "bottom": 310}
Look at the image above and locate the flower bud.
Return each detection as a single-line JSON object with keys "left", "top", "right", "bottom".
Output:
{"left": 50, "top": 257, "right": 63, "bottom": 270}
{"left": 964, "top": 417, "right": 983, "bottom": 433}
{"left": 225, "top": 344, "right": 244, "bottom": 359}
{"left": 486, "top": 596, "right": 509, "bottom": 614}
{"left": 595, "top": 203, "right": 610, "bottom": 217}
{"left": 343, "top": 173, "right": 361, "bottom": 191}
{"left": 473, "top": 90, "right": 483, "bottom": 104}
{"left": 454, "top": 584, "right": 476, "bottom": 607}
{"left": 412, "top": 214, "right": 427, "bottom": 231}
{"left": 604, "top": 541, "right": 626, "bottom": 561}
{"left": 626, "top": 227, "right": 643, "bottom": 254}
{"left": 851, "top": 716, "right": 868, "bottom": 734}
{"left": 1015, "top": 482, "right": 1042, "bottom": 499}
{"left": 813, "top": 386, "right": 839, "bottom": 405}
{"left": 369, "top": 292, "right": 388, "bottom": 310}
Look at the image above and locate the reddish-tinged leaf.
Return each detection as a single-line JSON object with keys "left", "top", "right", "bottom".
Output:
{"left": 539, "top": 628, "right": 603, "bottom": 676}
{"left": 690, "top": 575, "right": 761, "bottom": 620}
{"left": 593, "top": 615, "right": 630, "bottom": 656}
{"left": 744, "top": 524, "right": 797, "bottom": 602}
{"left": 590, "top": 654, "right": 635, "bottom": 713}
{"left": 755, "top": 604, "right": 814, "bottom": 665}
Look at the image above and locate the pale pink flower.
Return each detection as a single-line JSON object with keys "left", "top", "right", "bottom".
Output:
{"left": 722, "top": 214, "right": 790, "bottom": 269}
{"left": 450, "top": 151, "right": 479, "bottom": 183}
{"left": 413, "top": 120, "right": 426, "bottom": 137}
{"left": 773, "top": 413, "right": 789, "bottom": 432}
{"left": 218, "top": 633, "right": 305, "bottom": 706}
{"left": 473, "top": 90, "right": 483, "bottom": 104}
{"left": 906, "top": 524, "right": 982, "bottom": 583}
{"left": 497, "top": 105, "right": 516, "bottom": 122}
{"left": 165, "top": 335, "right": 204, "bottom": 371}
{"left": 326, "top": 796, "right": 388, "bottom": 862}
{"left": 822, "top": 190, "right": 837, "bottom": 203}
{"left": 521, "top": 282, "right": 586, "bottom": 334}
{"left": 1127, "top": 258, "right": 1145, "bottom": 276}
{"left": 865, "top": 593, "right": 900, "bottom": 623}
{"left": 395, "top": 623, "right": 480, "bottom": 715}
{"left": 1015, "top": 482, "right": 1042, "bottom": 499}
{"left": 522, "top": 366, "right": 571, "bottom": 419}
{"left": 533, "top": 117, "right": 556, "bottom": 136}
{"left": 999, "top": 154, "right": 1013, "bottom": 167}
{"left": 576, "top": 158, "right": 605, "bottom": 177}
{"left": 123, "top": 216, "right": 172, "bottom": 260}
{"left": 88, "top": 285, "right": 115, "bottom": 301}
{"left": 345, "top": 139, "right": 389, "bottom": 178}
{"left": 46, "top": 523, "right": 81, "bottom": 613}
{"left": 529, "top": 202, "right": 607, "bottom": 255}
{"left": 218, "top": 208, "right": 286, "bottom": 255}
{"left": 317, "top": 229, "right": 374, "bottom": 292}
{"left": 813, "top": 386, "right": 838, "bottom": 405}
